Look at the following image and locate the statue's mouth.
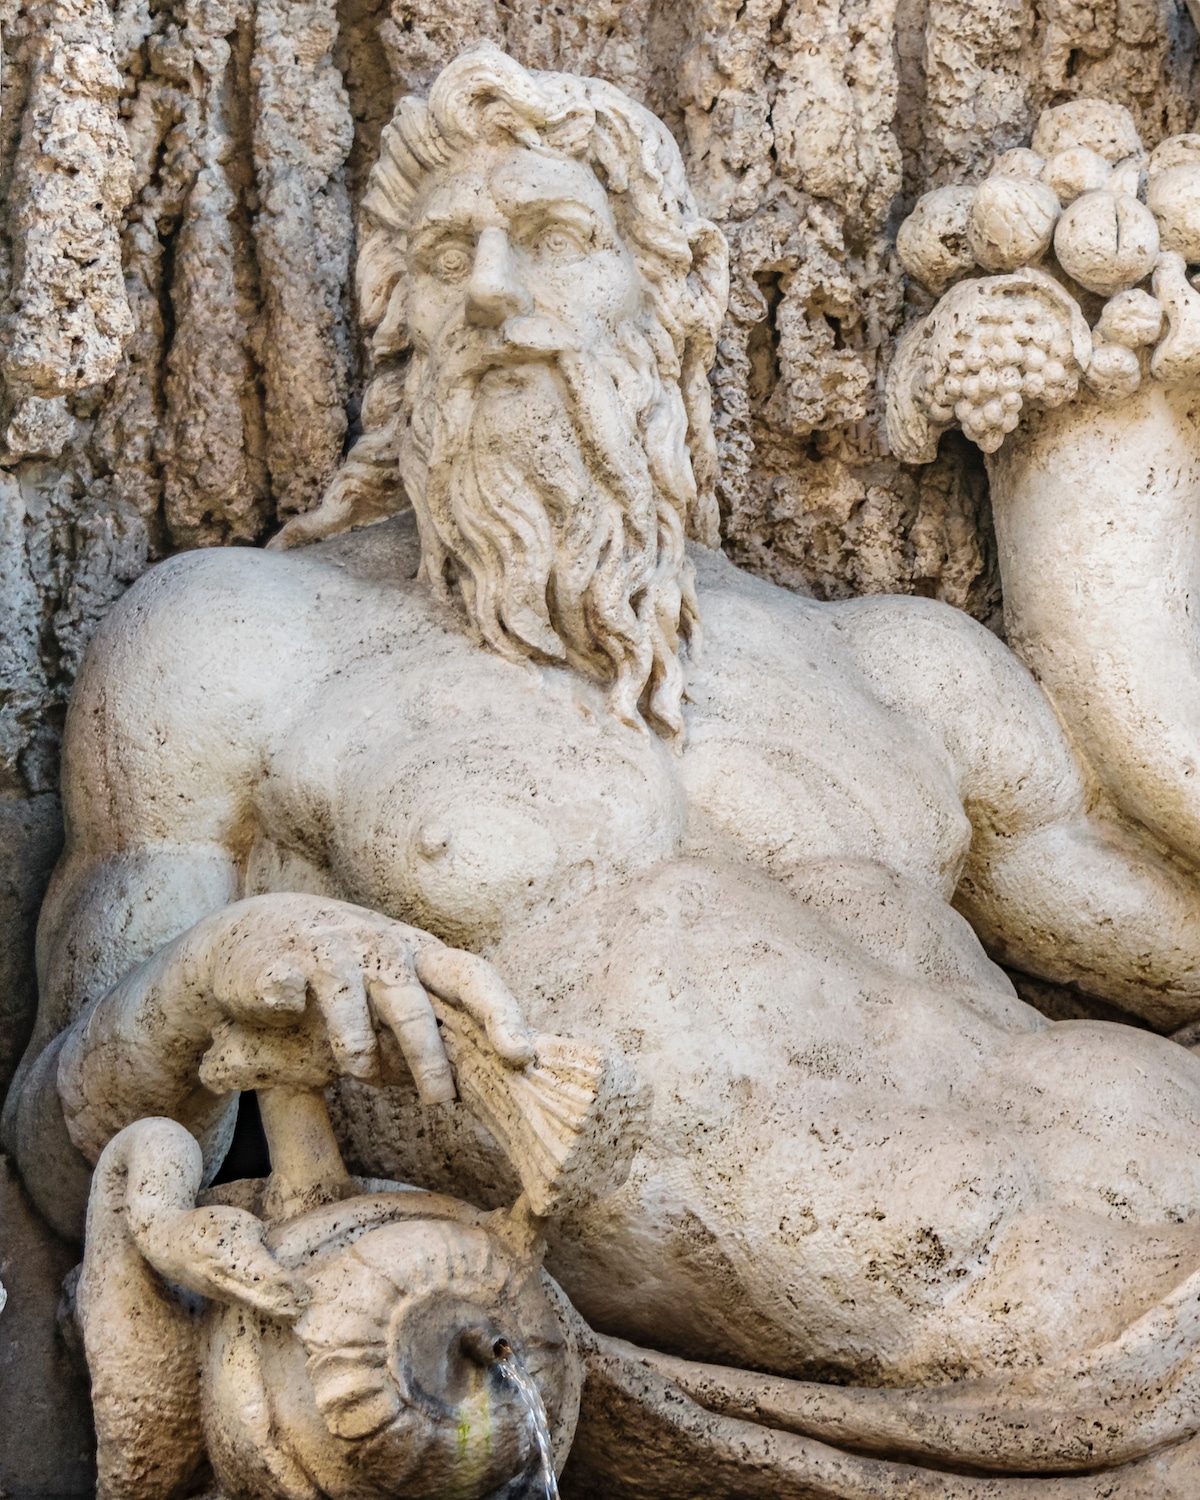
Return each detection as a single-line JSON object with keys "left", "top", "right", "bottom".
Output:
{"left": 430, "top": 313, "right": 583, "bottom": 392}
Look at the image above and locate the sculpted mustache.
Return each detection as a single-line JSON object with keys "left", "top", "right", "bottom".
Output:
{"left": 413, "top": 315, "right": 584, "bottom": 486}
{"left": 424, "top": 316, "right": 657, "bottom": 525}
{"left": 429, "top": 314, "right": 583, "bottom": 398}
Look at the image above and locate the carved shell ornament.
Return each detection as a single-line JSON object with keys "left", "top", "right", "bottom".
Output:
{"left": 886, "top": 100, "right": 1200, "bottom": 462}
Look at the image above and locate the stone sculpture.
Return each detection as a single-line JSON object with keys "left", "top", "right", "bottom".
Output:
{"left": 77, "top": 1089, "right": 590, "bottom": 1498}
{"left": 11, "top": 43, "right": 1200, "bottom": 1498}
{"left": 889, "top": 101, "right": 1200, "bottom": 930}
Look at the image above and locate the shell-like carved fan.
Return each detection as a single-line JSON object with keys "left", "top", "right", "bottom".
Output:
{"left": 435, "top": 1004, "right": 643, "bottom": 1218}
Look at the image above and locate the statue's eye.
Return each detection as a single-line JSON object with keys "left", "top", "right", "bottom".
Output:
{"left": 530, "top": 226, "right": 586, "bottom": 263}
{"left": 431, "top": 243, "right": 471, "bottom": 283}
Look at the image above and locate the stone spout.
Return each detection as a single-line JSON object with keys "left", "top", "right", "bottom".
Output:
{"left": 78, "top": 1114, "right": 582, "bottom": 1500}
{"left": 70, "top": 969, "right": 623, "bottom": 1500}
{"left": 986, "top": 379, "right": 1200, "bottom": 865}
{"left": 202, "top": 1191, "right": 581, "bottom": 1500}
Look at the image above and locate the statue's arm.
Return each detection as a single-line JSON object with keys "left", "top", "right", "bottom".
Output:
{"left": 7, "top": 824, "right": 540, "bottom": 1238}
{"left": 2, "top": 554, "right": 533, "bottom": 1237}
{"left": 2, "top": 553, "right": 268, "bottom": 1234}
{"left": 6, "top": 853, "right": 537, "bottom": 1240}
{"left": 2, "top": 841, "right": 242, "bottom": 1238}
{"left": 835, "top": 595, "right": 1200, "bottom": 1030}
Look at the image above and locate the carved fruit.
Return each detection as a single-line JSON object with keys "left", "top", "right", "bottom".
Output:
{"left": 1041, "top": 147, "right": 1111, "bottom": 205}
{"left": 1085, "top": 343, "right": 1141, "bottom": 402}
{"left": 967, "top": 178, "right": 1060, "bottom": 273}
{"left": 931, "top": 277, "right": 1084, "bottom": 451}
{"left": 1107, "top": 156, "right": 1145, "bottom": 199}
{"left": 1053, "top": 192, "right": 1159, "bottom": 296}
{"left": 936, "top": 306, "right": 1076, "bottom": 450}
{"left": 1151, "top": 251, "right": 1200, "bottom": 384}
{"left": 1094, "top": 289, "right": 1163, "bottom": 349}
{"left": 1147, "top": 165, "right": 1200, "bottom": 264}
{"left": 990, "top": 148, "right": 1045, "bottom": 180}
{"left": 896, "top": 185, "right": 976, "bottom": 294}
{"left": 1031, "top": 99, "right": 1143, "bottom": 164}
{"left": 887, "top": 269, "right": 1090, "bottom": 461}
{"left": 1148, "top": 134, "right": 1200, "bottom": 177}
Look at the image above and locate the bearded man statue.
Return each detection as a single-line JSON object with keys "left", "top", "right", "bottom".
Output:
{"left": 274, "top": 47, "right": 728, "bottom": 745}
{"left": 12, "top": 41, "right": 1200, "bottom": 1500}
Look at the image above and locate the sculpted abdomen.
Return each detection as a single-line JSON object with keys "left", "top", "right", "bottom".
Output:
{"left": 334, "top": 855, "right": 1200, "bottom": 1385}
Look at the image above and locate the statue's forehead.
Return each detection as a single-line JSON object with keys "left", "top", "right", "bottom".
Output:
{"left": 410, "top": 147, "right": 615, "bottom": 233}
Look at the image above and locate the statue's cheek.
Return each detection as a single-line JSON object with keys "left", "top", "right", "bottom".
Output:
{"left": 532, "top": 247, "right": 642, "bottom": 332}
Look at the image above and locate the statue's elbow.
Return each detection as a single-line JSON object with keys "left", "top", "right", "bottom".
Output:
{"left": 2, "top": 1034, "right": 92, "bottom": 1243}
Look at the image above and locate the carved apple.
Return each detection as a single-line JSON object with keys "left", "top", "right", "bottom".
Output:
{"left": 966, "top": 177, "right": 1061, "bottom": 273}
{"left": 1053, "top": 190, "right": 1159, "bottom": 296}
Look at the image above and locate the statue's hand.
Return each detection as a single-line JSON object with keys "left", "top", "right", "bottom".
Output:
{"left": 189, "top": 893, "right": 535, "bottom": 1105}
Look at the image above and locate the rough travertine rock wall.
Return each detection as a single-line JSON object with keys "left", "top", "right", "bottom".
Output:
{"left": 0, "top": 0, "right": 1196, "bottom": 1111}
{"left": 0, "top": 0, "right": 1196, "bottom": 1107}
{"left": 0, "top": 1, "right": 1196, "bottom": 1489}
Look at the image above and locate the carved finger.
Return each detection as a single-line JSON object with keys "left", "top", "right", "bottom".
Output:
{"left": 308, "top": 939, "right": 377, "bottom": 1080}
{"left": 414, "top": 947, "right": 536, "bottom": 1068}
{"left": 198, "top": 1018, "right": 336, "bottom": 1094}
{"left": 209, "top": 932, "right": 308, "bottom": 1023}
{"left": 367, "top": 948, "right": 456, "bottom": 1105}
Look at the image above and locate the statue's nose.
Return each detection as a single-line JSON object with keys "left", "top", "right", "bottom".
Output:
{"left": 465, "top": 226, "right": 533, "bottom": 327}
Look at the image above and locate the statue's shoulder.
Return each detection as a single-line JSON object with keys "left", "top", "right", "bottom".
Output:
{"left": 71, "top": 515, "right": 430, "bottom": 757}
{"left": 295, "top": 509, "right": 424, "bottom": 586}
{"left": 92, "top": 513, "right": 425, "bottom": 660}
{"left": 134, "top": 510, "right": 421, "bottom": 603}
{"left": 689, "top": 541, "right": 810, "bottom": 608}
{"left": 690, "top": 541, "right": 995, "bottom": 657}
{"left": 688, "top": 540, "right": 829, "bottom": 653}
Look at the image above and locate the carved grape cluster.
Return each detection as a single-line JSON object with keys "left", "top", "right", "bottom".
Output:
{"left": 917, "top": 298, "right": 1077, "bottom": 452}
{"left": 888, "top": 97, "right": 1200, "bottom": 459}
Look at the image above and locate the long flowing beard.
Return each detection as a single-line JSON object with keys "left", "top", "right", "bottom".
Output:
{"left": 399, "top": 330, "right": 698, "bottom": 743}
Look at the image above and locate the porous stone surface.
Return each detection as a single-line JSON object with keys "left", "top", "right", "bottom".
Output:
{"left": 15, "top": 43, "right": 1200, "bottom": 1495}
{"left": 2, "top": 1, "right": 1198, "bottom": 1089}
{"left": 0, "top": 1153, "right": 95, "bottom": 1497}
{"left": 2, "top": 3, "right": 1200, "bottom": 1493}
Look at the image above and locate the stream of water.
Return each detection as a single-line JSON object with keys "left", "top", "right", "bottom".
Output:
{"left": 495, "top": 1346, "right": 560, "bottom": 1500}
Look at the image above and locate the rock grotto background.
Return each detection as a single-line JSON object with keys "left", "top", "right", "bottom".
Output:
{"left": 1, "top": 0, "right": 1199, "bottom": 1488}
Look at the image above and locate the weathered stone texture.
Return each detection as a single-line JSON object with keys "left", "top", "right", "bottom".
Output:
{"left": 0, "top": 1153, "right": 95, "bottom": 1496}
{"left": 0, "top": 0, "right": 1193, "bottom": 1102}
{"left": 0, "top": 5, "right": 1197, "bottom": 1488}
{"left": 3, "top": 0, "right": 134, "bottom": 409}
{"left": 2, "top": 0, "right": 1195, "bottom": 1119}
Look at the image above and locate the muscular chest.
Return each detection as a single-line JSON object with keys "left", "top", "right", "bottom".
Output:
{"left": 251, "top": 639, "right": 687, "bottom": 948}
{"left": 247, "top": 582, "right": 971, "bottom": 948}
{"left": 679, "top": 589, "right": 973, "bottom": 898}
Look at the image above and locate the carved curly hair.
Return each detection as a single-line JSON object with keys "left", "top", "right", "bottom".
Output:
{"left": 279, "top": 43, "right": 727, "bottom": 552}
